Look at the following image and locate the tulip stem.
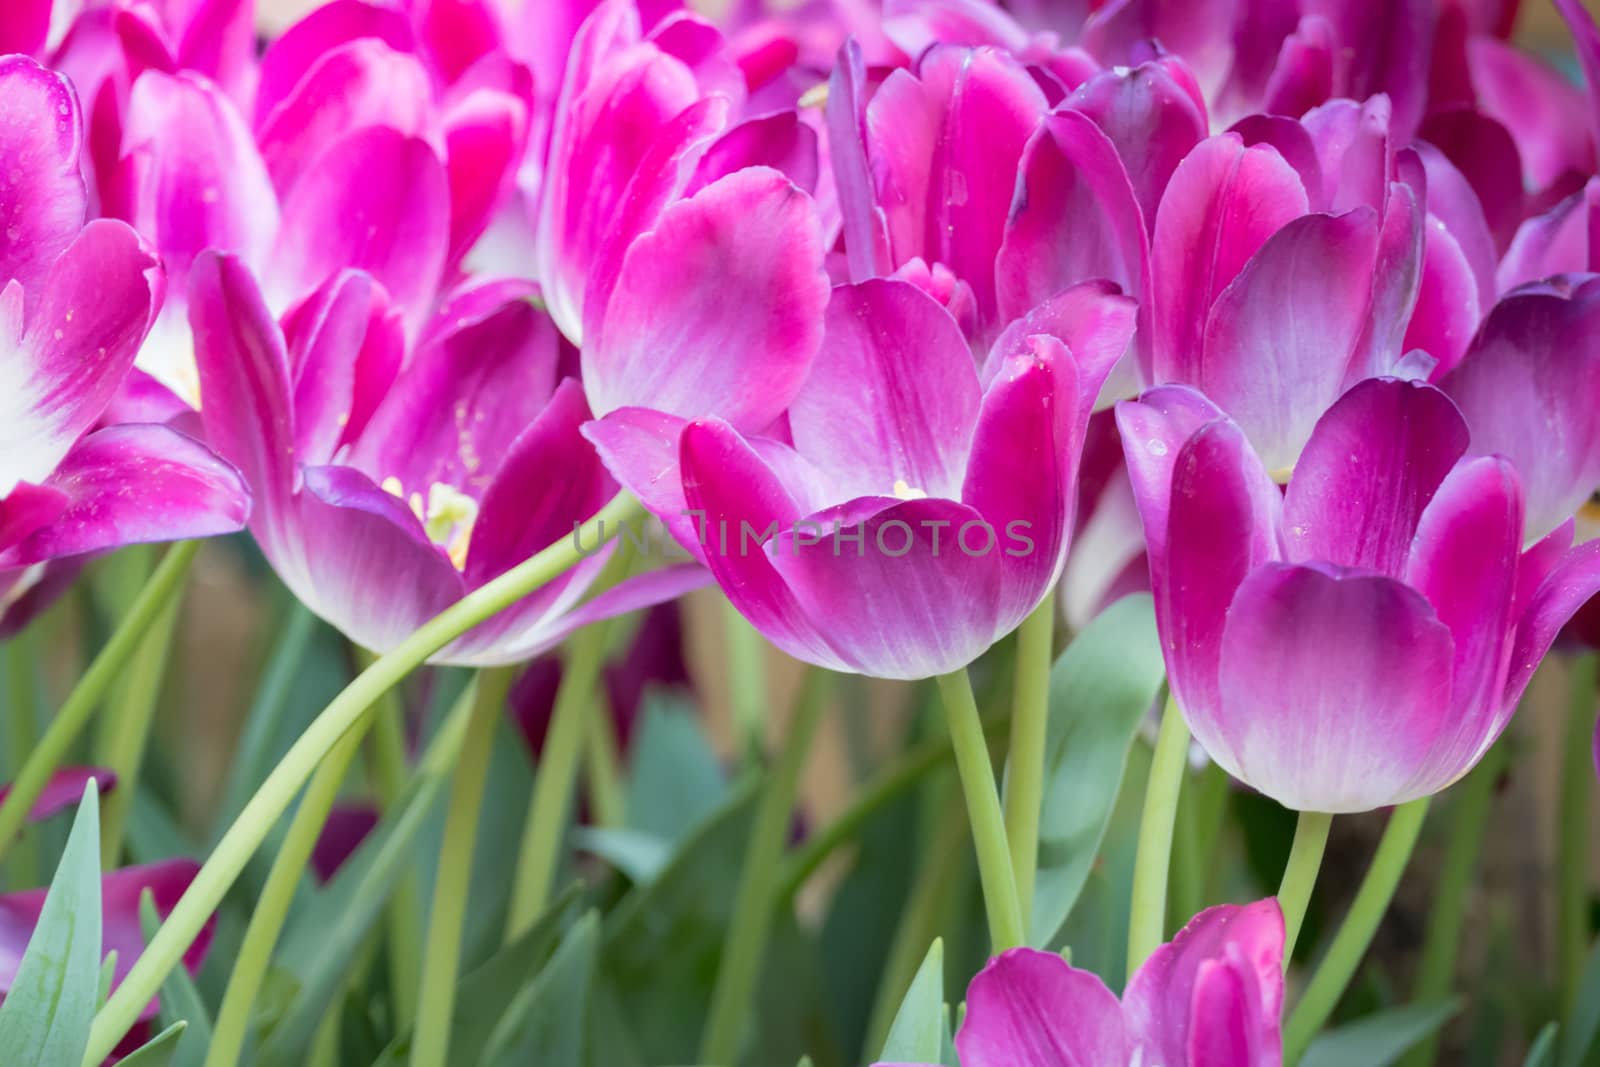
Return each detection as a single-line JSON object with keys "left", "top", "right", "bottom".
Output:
{"left": 724, "top": 601, "right": 769, "bottom": 763}
{"left": 701, "top": 667, "right": 830, "bottom": 1066}
{"left": 1127, "top": 692, "right": 1189, "bottom": 979}
{"left": 937, "top": 667, "right": 1026, "bottom": 953}
{"left": 4, "top": 630, "right": 41, "bottom": 890}
{"left": 204, "top": 714, "right": 373, "bottom": 1067}
{"left": 1560, "top": 654, "right": 1598, "bottom": 1015}
{"left": 410, "top": 666, "right": 515, "bottom": 1067}
{"left": 1400, "top": 740, "right": 1507, "bottom": 1067}
{"left": 97, "top": 595, "right": 182, "bottom": 870}
{"left": 585, "top": 694, "right": 626, "bottom": 828}
{"left": 1277, "top": 810, "right": 1333, "bottom": 964}
{"left": 1284, "top": 797, "right": 1431, "bottom": 1063}
{"left": 0, "top": 540, "right": 200, "bottom": 867}
{"left": 82, "top": 494, "right": 643, "bottom": 1066}
{"left": 1004, "top": 591, "right": 1055, "bottom": 933}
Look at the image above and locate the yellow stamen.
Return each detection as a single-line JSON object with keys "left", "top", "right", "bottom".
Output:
{"left": 892, "top": 478, "right": 927, "bottom": 501}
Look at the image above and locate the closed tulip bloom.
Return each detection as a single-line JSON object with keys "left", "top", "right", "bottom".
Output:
{"left": 1118, "top": 377, "right": 1600, "bottom": 813}
{"left": 879, "top": 900, "right": 1284, "bottom": 1067}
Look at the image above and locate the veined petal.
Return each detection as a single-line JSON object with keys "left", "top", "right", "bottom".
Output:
{"left": 0, "top": 56, "right": 86, "bottom": 309}
{"left": 0, "top": 221, "right": 158, "bottom": 496}
{"left": 1282, "top": 379, "right": 1469, "bottom": 576}
{"left": 1415, "top": 143, "right": 1496, "bottom": 308}
{"left": 1215, "top": 563, "right": 1455, "bottom": 812}
{"left": 955, "top": 948, "right": 1126, "bottom": 1067}
{"left": 583, "top": 168, "right": 827, "bottom": 432}
{"left": 1113, "top": 385, "right": 1230, "bottom": 570}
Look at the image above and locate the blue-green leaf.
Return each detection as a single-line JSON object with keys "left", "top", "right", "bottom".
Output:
{"left": 1299, "top": 1000, "right": 1459, "bottom": 1067}
{"left": 1528, "top": 1023, "right": 1559, "bottom": 1067}
{"left": 879, "top": 938, "right": 946, "bottom": 1063}
{"left": 1561, "top": 934, "right": 1600, "bottom": 1067}
{"left": 1031, "top": 594, "right": 1165, "bottom": 944}
{"left": 0, "top": 781, "right": 102, "bottom": 1066}
{"left": 117, "top": 1021, "right": 189, "bottom": 1066}
{"left": 480, "top": 912, "right": 600, "bottom": 1064}
{"left": 625, "top": 695, "right": 727, "bottom": 842}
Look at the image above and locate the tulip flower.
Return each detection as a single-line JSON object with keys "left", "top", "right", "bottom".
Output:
{"left": 190, "top": 254, "right": 701, "bottom": 664}
{"left": 1119, "top": 376, "right": 1600, "bottom": 812}
{"left": 589, "top": 272, "right": 1134, "bottom": 679}
{"left": 879, "top": 900, "right": 1284, "bottom": 1067}
{"left": 0, "top": 56, "right": 248, "bottom": 570}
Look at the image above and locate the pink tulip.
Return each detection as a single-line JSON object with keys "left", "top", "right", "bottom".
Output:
{"left": 879, "top": 901, "right": 1284, "bottom": 1067}
{"left": 1119, "top": 377, "right": 1600, "bottom": 812}
{"left": 0, "top": 56, "right": 247, "bottom": 570}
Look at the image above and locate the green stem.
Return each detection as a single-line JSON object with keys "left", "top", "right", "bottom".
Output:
{"left": 1004, "top": 591, "right": 1054, "bottom": 932}
{"left": 724, "top": 600, "right": 768, "bottom": 763}
{"left": 410, "top": 667, "right": 515, "bottom": 1067}
{"left": 97, "top": 596, "right": 182, "bottom": 869}
{"left": 204, "top": 714, "right": 372, "bottom": 1067}
{"left": 360, "top": 651, "right": 422, "bottom": 1032}
{"left": 1400, "top": 742, "right": 1507, "bottom": 1067}
{"left": 776, "top": 712, "right": 1009, "bottom": 904}
{"left": 1127, "top": 692, "right": 1189, "bottom": 979}
{"left": 700, "top": 669, "right": 829, "bottom": 1066}
{"left": 1284, "top": 797, "right": 1431, "bottom": 1064}
{"left": 83, "top": 494, "right": 642, "bottom": 1065}
{"left": 585, "top": 694, "right": 626, "bottom": 829}
{"left": 0, "top": 540, "right": 200, "bottom": 866}
{"left": 5, "top": 631, "right": 41, "bottom": 890}
{"left": 1277, "top": 810, "right": 1334, "bottom": 964}
{"left": 505, "top": 617, "right": 613, "bottom": 941}
{"left": 1561, "top": 654, "right": 1598, "bottom": 1015}
{"left": 936, "top": 668, "right": 1025, "bottom": 954}
{"left": 863, "top": 792, "right": 966, "bottom": 1059}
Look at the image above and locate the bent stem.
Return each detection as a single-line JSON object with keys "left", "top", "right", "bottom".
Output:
{"left": 701, "top": 668, "right": 830, "bottom": 1065}
{"left": 1561, "top": 654, "right": 1598, "bottom": 1014}
{"left": 1277, "top": 810, "right": 1334, "bottom": 965}
{"left": 0, "top": 540, "right": 201, "bottom": 866}
{"left": 1284, "top": 797, "right": 1431, "bottom": 1064}
{"left": 83, "top": 493, "right": 643, "bottom": 1065}
{"left": 1400, "top": 741, "right": 1507, "bottom": 1067}
{"left": 204, "top": 716, "right": 374, "bottom": 1067}
{"left": 97, "top": 596, "right": 182, "bottom": 869}
{"left": 1004, "top": 591, "right": 1054, "bottom": 930}
{"left": 936, "top": 667, "right": 1025, "bottom": 954}
{"left": 1127, "top": 692, "right": 1189, "bottom": 979}
{"left": 410, "top": 667, "right": 516, "bottom": 1067}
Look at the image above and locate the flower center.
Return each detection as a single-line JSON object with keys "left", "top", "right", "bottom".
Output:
{"left": 382, "top": 477, "right": 478, "bottom": 570}
{"left": 891, "top": 478, "right": 927, "bottom": 501}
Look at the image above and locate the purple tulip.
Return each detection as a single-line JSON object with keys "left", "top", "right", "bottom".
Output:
{"left": 0, "top": 56, "right": 247, "bottom": 570}
{"left": 879, "top": 900, "right": 1284, "bottom": 1067}
{"left": 1119, "top": 377, "right": 1600, "bottom": 812}
{"left": 0, "top": 767, "right": 116, "bottom": 823}
{"left": 589, "top": 274, "right": 1134, "bottom": 678}
{"left": 190, "top": 255, "right": 702, "bottom": 665}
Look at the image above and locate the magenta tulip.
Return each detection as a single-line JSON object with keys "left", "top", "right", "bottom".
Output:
{"left": 589, "top": 275, "right": 1134, "bottom": 678}
{"left": 1119, "top": 377, "right": 1600, "bottom": 812}
{"left": 879, "top": 900, "right": 1284, "bottom": 1067}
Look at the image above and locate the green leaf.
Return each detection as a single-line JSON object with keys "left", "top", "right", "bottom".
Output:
{"left": 625, "top": 695, "right": 727, "bottom": 842}
{"left": 1299, "top": 1000, "right": 1459, "bottom": 1067}
{"left": 98, "top": 950, "right": 118, "bottom": 1008}
{"left": 1031, "top": 594, "right": 1165, "bottom": 944}
{"left": 1562, "top": 934, "right": 1600, "bottom": 1067}
{"left": 481, "top": 912, "right": 600, "bottom": 1063}
{"left": 1527, "top": 1023, "right": 1560, "bottom": 1067}
{"left": 0, "top": 781, "right": 102, "bottom": 1066}
{"left": 116, "top": 1021, "right": 189, "bottom": 1066}
{"left": 139, "top": 890, "right": 213, "bottom": 1067}
{"left": 878, "top": 938, "right": 946, "bottom": 1063}
{"left": 572, "top": 827, "right": 674, "bottom": 883}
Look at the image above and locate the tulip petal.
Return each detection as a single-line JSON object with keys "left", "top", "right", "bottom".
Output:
{"left": 254, "top": 0, "right": 417, "bottom": 127}
{"left": 1402, "top": 457, "right": 1522, "bottom": 795}
{"left": 1440, "top": 277, "right": 1600, "bottom": 540}
{"left": 444, "top": 85, "right": 532, "bottom": 265}
{"left": 1415, "top": 143, "right": 1497, "bottom": 308}
{"left": 0, "top": 768, "right": 116, "bottom": 824}
{"left": 1554, "top": 0, "right": 1600, "bottom": 164}
{"left": 1499, "top": 180, "right": 1599, "bottom": 292}
{"left": 1152, "top": 135, "right": 1308, "bottom": 387}
{"left": 1417, "top": 109, "right": 1524, "bottom": 250}
{"left": 1283, "top": 379, "right": 1469, "bottom": 576}
{"left": 1507, "top": 540, "right": 1600, "bottom": 712}
{"left": 1215, "top": 563, "right": 1455, "bottom": 812}
{"left": 582, "top": 407, "right": 699, "bottom": 556}
{"left": 1402, "top": 214, "right": 1481, "bottom": 377}
{"left": 1125, "top": 900, "right": 1284, "bottom": 1066}
{"left": 1082, "top": 0, "right": 1235, "bottom": 99}
{"left": 789, "top": 279, "right": 979, "bottom": 502}
{"left": 826, "top": 38, "right": 893, "bottom": 283}
{"left": 1, "top": 425, "right": 247, "bottom": 566}
{"left": 986, "top": 281, "right": 1137, "bottom": 413}
{"left": 954, "top": 947, "right": 1126, "bottom": 1067}
{"left": 584, "top": 169, "right": 828, "bottom": 432}
{"left": 1198, "top": 209, "right": 1381, "bottom": 470}
{"left": 0, "top": 57, "right": 85, "bottom": 309}
{"left": 1113, "top": 385, "right": 1231, "bottom": 570}
{"left": 0, "top": 221, "right": 158, "bottom": 496}
{"left": 688, "top": 110, "right": 819, "bottom": 197}
{"left": 272, "top": 127, "right": 449, "bottom": 337}
{"left": 0, "top": 0, "right": 50, "bottom": 56}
